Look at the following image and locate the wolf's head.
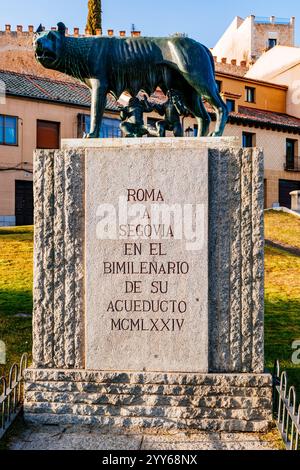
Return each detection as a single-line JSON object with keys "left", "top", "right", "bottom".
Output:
{"left": 34, "top": 22, "right": 67, "bottom": 69}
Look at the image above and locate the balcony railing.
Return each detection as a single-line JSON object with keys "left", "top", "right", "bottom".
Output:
{"left": 284, "top": 156, "right": 300, "bottom": 172}
{"left": 254, "top": 16, "right": 291, "bottom": 25}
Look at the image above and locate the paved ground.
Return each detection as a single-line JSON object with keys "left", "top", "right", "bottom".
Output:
{"left": 6, "top": 423, "right": 284, "bottom": 451}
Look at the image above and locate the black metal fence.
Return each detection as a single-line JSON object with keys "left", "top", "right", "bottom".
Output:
{"left": 0, "top": 353, "right": 28, "bottom": 439}
{"left": 273, "top": 360, "right": 300, "bottom": 450}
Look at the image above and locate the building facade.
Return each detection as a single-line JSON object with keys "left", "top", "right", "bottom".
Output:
{"left": 213, "top": 15, "right": 295, "bottom": 66}
{"left": 1, "top": 23, "right": 300, "bottom": 225}
{"left": 0, "top": 71, "right": 121, "bottom": 226}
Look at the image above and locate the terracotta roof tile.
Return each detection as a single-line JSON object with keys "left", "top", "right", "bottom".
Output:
{"left": 230, "top": 106, "right": 300, "bottom": 132}
{"left": 0, "top": 69, "right": 119, "bottom": 111}
{"left": 1, "top": 70, "right": 300, "bottom": 133}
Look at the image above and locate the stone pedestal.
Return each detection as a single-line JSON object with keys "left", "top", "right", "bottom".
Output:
{"left": 24, "top": 137, "right": 272, "bottom": 432}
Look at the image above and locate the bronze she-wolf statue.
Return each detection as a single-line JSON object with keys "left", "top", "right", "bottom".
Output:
{"left": 34, "top": 23, "right": 228, "bottom": 138}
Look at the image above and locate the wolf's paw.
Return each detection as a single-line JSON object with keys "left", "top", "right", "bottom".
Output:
{"left": 83, "top": 132, "right": 99, "bottom": 139}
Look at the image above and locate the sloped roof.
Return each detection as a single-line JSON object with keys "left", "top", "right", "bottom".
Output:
{"left": 230, "top": 106, "right": 300, "bottom": 133}
{"left": 1, "top": 69, "right": 300, "bottom": 134}
{"left": 0, "top": 69, "right": 119, "bottom": 111}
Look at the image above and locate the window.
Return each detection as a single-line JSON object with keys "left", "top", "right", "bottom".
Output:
{"left": 0, "top": 114, "right": 18, "bottom": 145}
{"left": 226, "top": 99, "right": 235, "bottom": 112}
{"left": 245, "top": 87, "right": 255, "bottom": 103}
{"left": 286, "top": 139, "right": 297, "bottom": 170}
{"left": 100, "top": 117, "right": 122, "bottom": 138}
{"left": 37, "top": 120, "right": 60, "bottom": 149}
{"left": 242, "top": 132, "right": 256, "bottom": 148}
{"left": 216, "top": 80, "right": 222, "bottom": 93}
{"left": 78, "top": 114, "right": 121, "bottom": 138}
{"left": 268, "top": 38, "right": 277, "bottom": 49}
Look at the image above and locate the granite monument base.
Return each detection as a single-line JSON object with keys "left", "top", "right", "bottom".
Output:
{"left": 24, "top": 137, "right": 271, "bottom": 433}
{"left": 24, "top": 370, "right": 272, "bottom": 433}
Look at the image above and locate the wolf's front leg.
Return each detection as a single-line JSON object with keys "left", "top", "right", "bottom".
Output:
{"left": 85, "top": 79, "right": 108, "bottom": 138}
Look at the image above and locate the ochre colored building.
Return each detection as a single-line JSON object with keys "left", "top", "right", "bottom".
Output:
{"left": 1, "top": 25, "right": 300, "bottom": 225}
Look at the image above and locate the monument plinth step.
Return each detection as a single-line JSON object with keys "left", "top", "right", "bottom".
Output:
{"left": 24, "top": 369, "right": 272, "bottom": 433}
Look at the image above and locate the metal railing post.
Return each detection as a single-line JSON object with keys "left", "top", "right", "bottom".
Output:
{"left": 0, "top": 353, "right": 28, "bottom": 440}
{"left": 273, "top": 360, "right": 300, "bottom": 451}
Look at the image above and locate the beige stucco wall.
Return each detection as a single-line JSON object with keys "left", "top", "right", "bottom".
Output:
{"left": 246, "top": 47, "right": 300, "bottom": 119}
{"left": 265, "top": 65, "right": 300, "bottom": 119}
{"left": 223, "top": 123, "right": 299, "bottom": 172}
{"left": 0, "top": 96, "right": 117, "bottom": 216}
{"left": 149, "top": 117, "right": 300, "bottom": 207}
{"left": 213, "top": 16, "right": 294, "bottom": 66}
{"left": 223, "top": 124, "right": 300, "bottom": 207}
{"left": 213, "top": 16, "right": 252, "bottom": 64}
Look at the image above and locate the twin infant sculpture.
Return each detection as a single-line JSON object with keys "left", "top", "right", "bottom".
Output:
{"left": 34, "top": 22, "right": 228, "bottom": 138}
{"left": 120, "top": 91, "right": 189, "bottom": 138}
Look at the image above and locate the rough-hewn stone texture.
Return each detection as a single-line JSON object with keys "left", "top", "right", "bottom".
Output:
{"left": 28, "top": 138, "right": 267, "bottom": 431}
{"left": 32, "top": 138, "right": 264, "bottom": 374}
{"left": 33, "top": 149, "right": 85, "bottom": 369}
{"left": 24, "top": 370, "right": 272, "bottom": 432}
{"left": 208, "top": 147, "right": 264, "bottom": 373}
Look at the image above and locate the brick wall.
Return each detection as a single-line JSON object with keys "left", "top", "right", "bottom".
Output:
{"left": 253, "top": 22, "right": 295, "bottom": 60}
{"left": 0, "top": 26, "right": 139, "bottom": 80}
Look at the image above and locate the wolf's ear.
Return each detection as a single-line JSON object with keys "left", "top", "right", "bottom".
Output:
{"left": 36, "top": 24, "right": 44, "bottom": 34}
{"left": 57, "top": 22, "right": 67, "bottom": 35}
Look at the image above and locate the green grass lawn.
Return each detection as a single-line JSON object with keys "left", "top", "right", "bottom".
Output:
{"left": 0, "top": 226, "right": 33, "bottom": 377}
{"left": 0, "top": 213, "right": 299, "bottom": 393}
{"left": 264, "top": 211, "right": 300, "bottom": 391}
{"left": 265, "top": 210, "right": 300, "bottom": 249}
{"left": 265, "top": 246, "right": 300, "bottom": 389}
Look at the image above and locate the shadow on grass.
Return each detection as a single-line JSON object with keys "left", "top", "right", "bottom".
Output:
{"left": 265, "top": 297, "right": 300, "bottom": 392}
{"left": 0, "top": 226, "right": 33, "bottom": 236}
{"left": 0, "top": 289, "right": 33, "bottom": 316}
{"left": 0, "top": 288, "right": 33, "bottom": 376}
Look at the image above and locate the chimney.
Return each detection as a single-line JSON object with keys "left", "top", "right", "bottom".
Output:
{"left": 74, "top": 27, "right": 79, "bottom": 37}
{"left": 85, "top": 28, "right": 90, "bottom": 36}
{"left": 107, "top": 29, "right": 114, "bottom": 36}
{"left": 5, "top": 24, "right": 11, "bottom": 32}
{"left": 28, "top": 25, "right": 34, "bottom": 33}
{"left": 17, "top": 25, "right": 23, "bottom": 33}
{"left": 131, "top": 31, "right": 141, "bottom": 37}
{"left": 270, "top": 16, "right": 275, "bottom": 24}
{"left": 221, "top": 57, "right": 227, "bottom": 64}
{"left": 119, "top": 30, "right": 126, "bottom": 37}
{"left": 96, "top": 28, "right": 102, "bottom": 36}
{"left": 240, "top": 60, "right": 247, "bottom": 67}
{"left": 231, "top": 59, "right": 237, "bottom": 66}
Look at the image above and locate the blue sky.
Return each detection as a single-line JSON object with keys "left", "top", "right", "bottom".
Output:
{"left": 0, "top": 0, "right": 300, "bottom": 47}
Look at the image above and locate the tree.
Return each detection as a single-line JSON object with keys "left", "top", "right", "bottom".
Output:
{"left": 86, "top": 0, "right": 102, "bottom": 35}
